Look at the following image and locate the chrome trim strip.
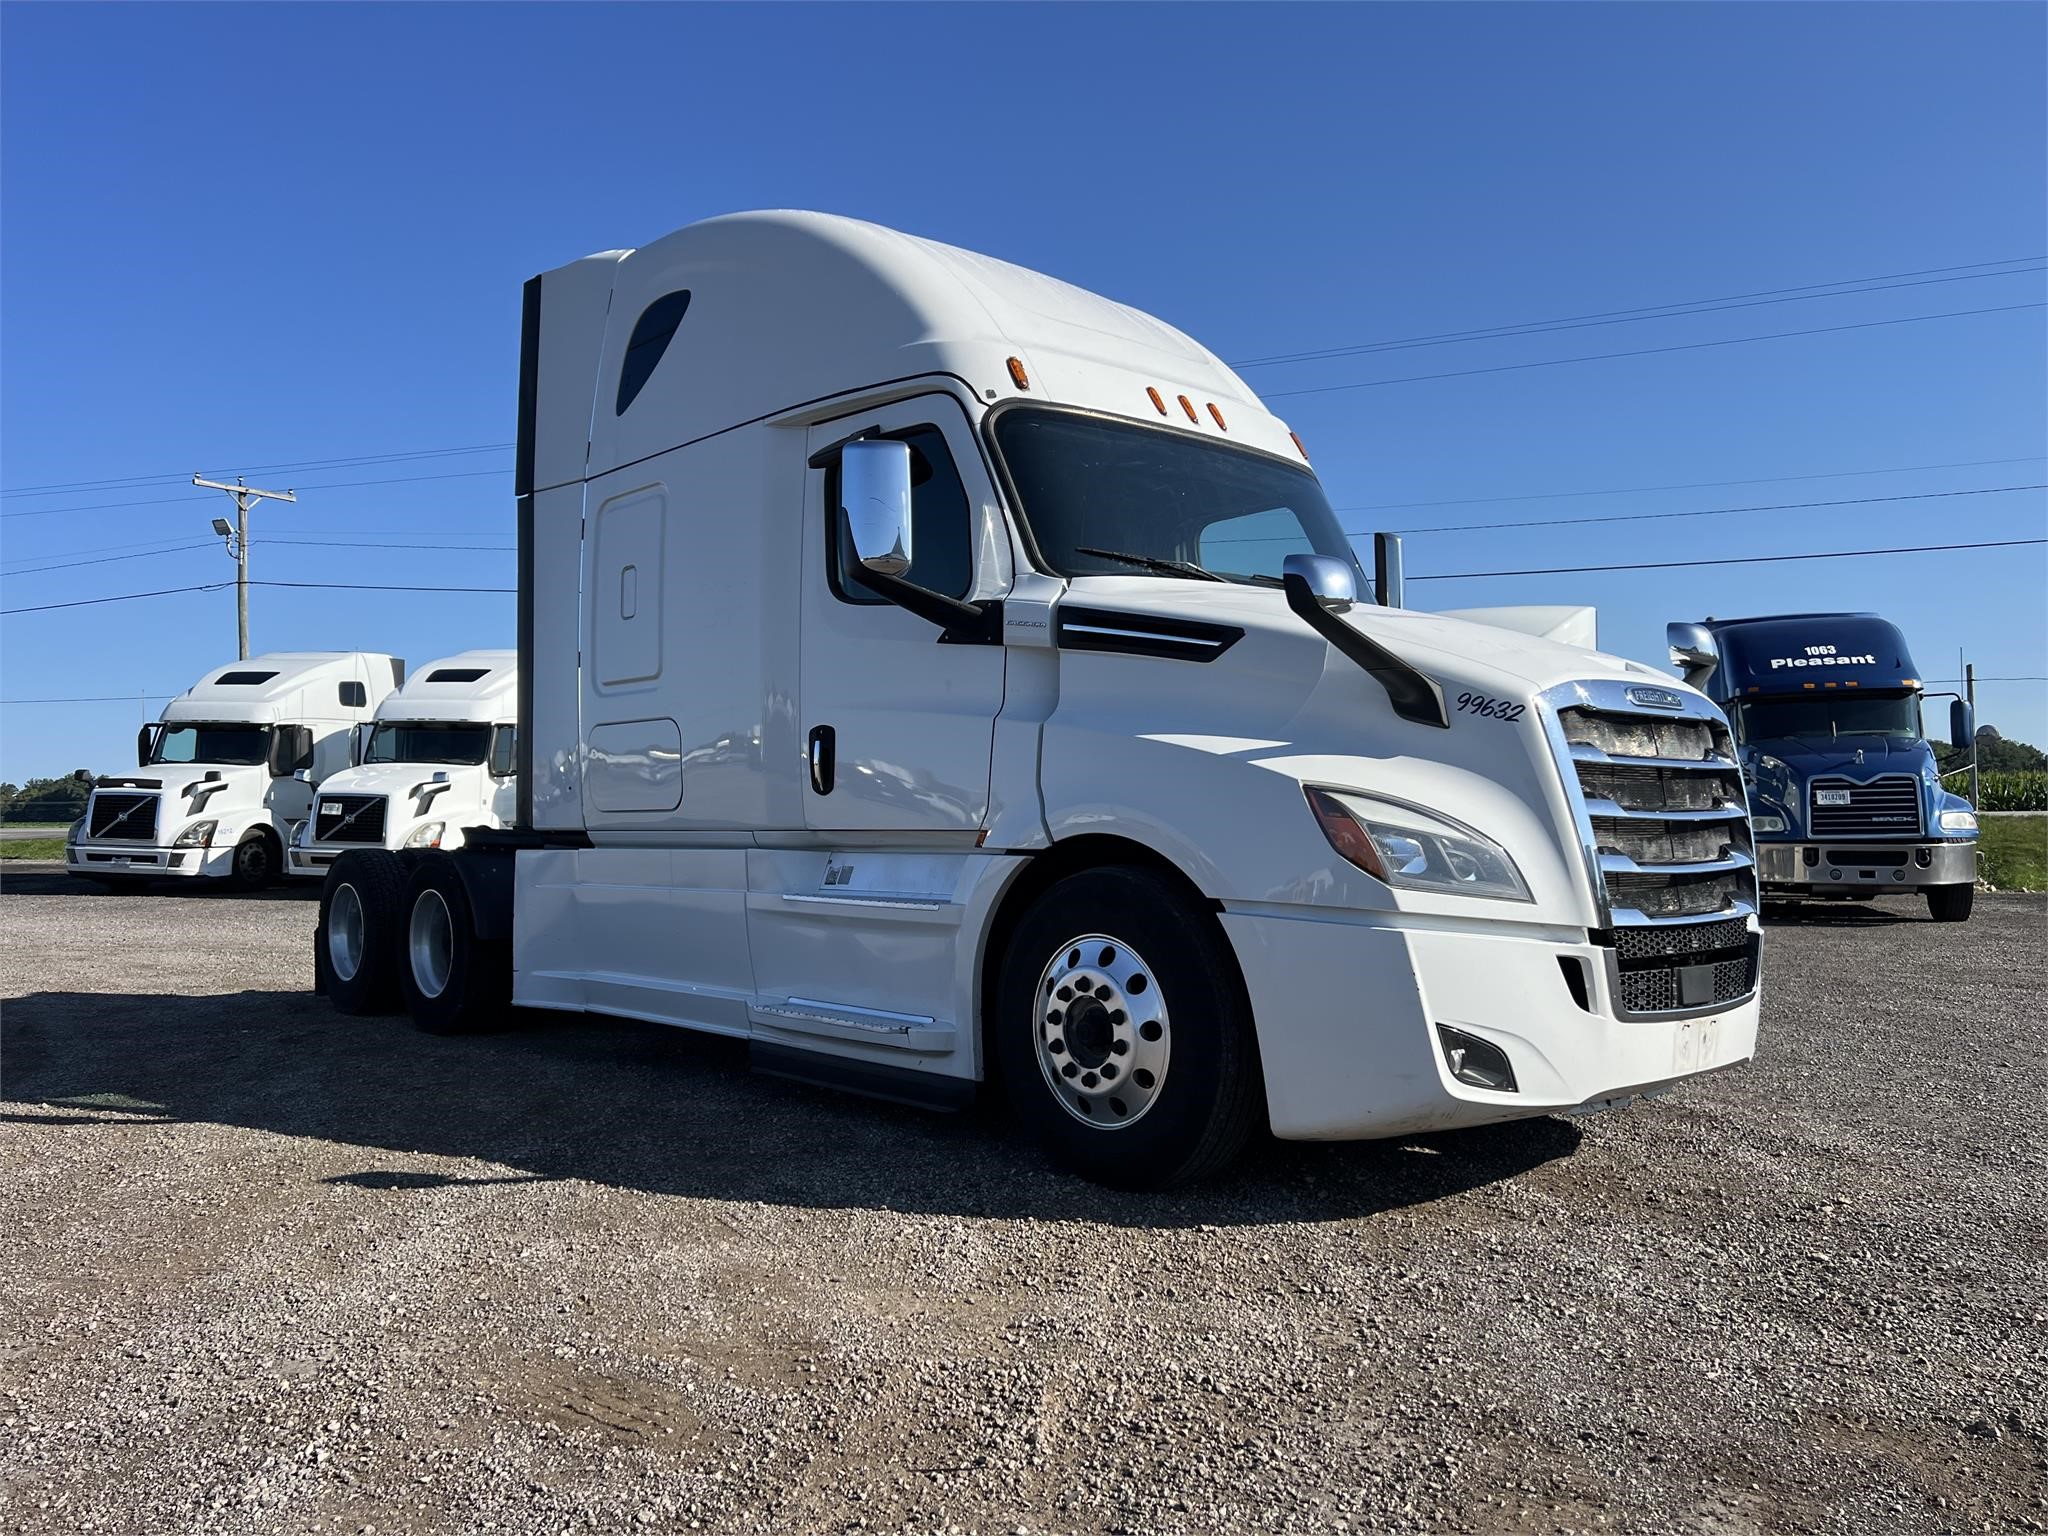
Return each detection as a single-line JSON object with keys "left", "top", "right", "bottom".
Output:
{"left": 1611, "top": 900, "right": 1758, "bottom": 928}
{"left": 781, "top": 893, "right": 947, "bottom": 911}
{"left": 1569, "top": 743, "right": 1738, "bottom": 771}
{"left": 1061, "top": 622, "right": 1226, "bottom": 646}
{"left": 1583, "top": 799, "right": 1748, "bottom": 823}
{"left": 1599, "top": 850, "right": 1755, "bottom": 877}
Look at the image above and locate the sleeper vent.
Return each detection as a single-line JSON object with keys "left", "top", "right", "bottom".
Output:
{"left": 615, "top": 289, "right": 692, "bottom": 415}
{"left": 426, "top": 667, "right": 490, "bottom": 683}
{"left": 217, "top": 670, "right": 278, "bottom": 685}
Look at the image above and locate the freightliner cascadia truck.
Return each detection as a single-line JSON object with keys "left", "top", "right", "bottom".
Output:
{"left": 68, "top": 652, "right": 400, "bottom": 889}
{"left": 1668, "top": 613, "right": 1979, "bottom": 921}
{"left": 287, "top": 650, "right": 518, "bottom": 878}
{"left": 312, "top": 211, "right": 1763, "bottom": 1187}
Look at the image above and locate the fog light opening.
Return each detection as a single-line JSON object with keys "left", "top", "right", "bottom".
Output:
{"left": 1436, "top": 1025, "right": 1518, "bottom": 1093}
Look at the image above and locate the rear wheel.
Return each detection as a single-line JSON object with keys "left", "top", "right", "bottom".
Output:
{"left": 995, "top": 866, "right": 1262, "bottom": 1189}
{"left": 229, "top": 829, "right": 279, "bottom": 890}
{"left": 398, "top": 855, "right": 510, "bottom": 1035}
{"left": 1926, "top": 883, "right": 1975, "bottom": 923}
{"left": 316, "top": 850, "right": 410, "bottom": 1014}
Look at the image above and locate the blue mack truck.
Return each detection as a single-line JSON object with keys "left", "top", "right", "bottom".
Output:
{"left": 1666, "top": 613, "right": 1979, "bottom": 922}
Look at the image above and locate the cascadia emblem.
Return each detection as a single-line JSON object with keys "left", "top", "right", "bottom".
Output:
{"left": 1626, "top": 685, "right": 1686, "bottom": 712}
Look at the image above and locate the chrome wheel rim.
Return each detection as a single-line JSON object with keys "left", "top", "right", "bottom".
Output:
{"left": 328, "top": 882, "right": 365, "bottom": 982}
{"left": 1034, "top": 934, "right": 1169, "bottom": 1129}
{"left": 409, "top": 889, "right": 453, "bottom": 1000}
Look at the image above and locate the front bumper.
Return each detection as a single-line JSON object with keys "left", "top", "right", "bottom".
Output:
{"left": 1221, "top": 906, "right": 1760, "bottom": 1141}
{"left": 1756, "top": 840, "right": 1975, "bottom": 891}
{"left": 67, "top": 842, "right": 231, "bottom": 879}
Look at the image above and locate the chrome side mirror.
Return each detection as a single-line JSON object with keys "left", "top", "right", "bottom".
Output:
{"left": 839, "top": 439, "right": 913, "bottom": 577}
{"left": 1667, "top": 622, "right": 1718, "bottom": 685}
{"left": 1283, "top": 553, "right": 1357, "bottom": 612}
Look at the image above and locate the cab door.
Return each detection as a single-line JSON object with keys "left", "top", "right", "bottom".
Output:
{"left": 799, "top": 395, "right": 1006, "bottom": 836}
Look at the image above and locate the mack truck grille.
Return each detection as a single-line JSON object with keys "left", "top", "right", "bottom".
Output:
{"left": 1807, "top": 775, "right": 1921, "bottom": 838}
{"left": 315, "top": 794, "right": 388, "bottom": 844}
{"left": 88, "top": 792, "right": 159, "bottom": 842}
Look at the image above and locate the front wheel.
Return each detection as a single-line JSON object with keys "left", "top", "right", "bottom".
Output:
{"left": 229, "top": 830, "right": 279, "bottom": 890}
{"left": 995, "top": 866, "right": 1263, "bottom": 1190}
{"left": 397, "top": 855, "right": 510, "bottom": 1035}
{"left": 1926, "top": 883, "right": 1975, "bottom": 923}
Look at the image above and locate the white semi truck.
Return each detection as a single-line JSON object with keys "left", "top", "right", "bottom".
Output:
{"left": 313, "top": 212, "right": 1761, "bottom": 1187}
{"left": 286, "top": 650, "right": 518, "bottom": 879}
{"left": 68, "top": 651, "right": 400, "bottom": 889}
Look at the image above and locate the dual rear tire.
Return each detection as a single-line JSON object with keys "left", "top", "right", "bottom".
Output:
{"left": 315, "top": 850, "right": 507, "bottom": 1031}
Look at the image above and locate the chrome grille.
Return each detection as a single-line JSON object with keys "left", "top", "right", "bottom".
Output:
{"left": 314, "top": 794, "right": 387, "bottom": 844}
{"left": 1808, "top": 775, "right": 1921, "bottom": 838}
{"left": 1559, "top": 703, "right": 1755, "bottom": 924}
{"left": 88, "top": 792, "right": 158, "bottom": 842}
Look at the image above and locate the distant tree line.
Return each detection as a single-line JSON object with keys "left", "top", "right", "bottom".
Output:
{"left": 1935, "top": 725, "right": 2048, "bottom": 776}
{"left": 0, "top": 775, "right": 90, "bottom": 825}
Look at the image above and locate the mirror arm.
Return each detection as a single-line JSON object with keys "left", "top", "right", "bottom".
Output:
{"left": 1284, "top": 572, "right": 1449, "bottom": 728}
{"left": 834, "top": 507, "right": 999, "bottom": 643}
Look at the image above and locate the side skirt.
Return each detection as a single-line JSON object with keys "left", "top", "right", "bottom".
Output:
{"left": 749, "top": 1040, "right": 978, "bottom": 1113}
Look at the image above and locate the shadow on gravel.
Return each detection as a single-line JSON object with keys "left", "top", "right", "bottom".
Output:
{"left": 1762, "top": 899, "right": 1919, "bottom": 928}
{"left": 1, "top": 985, "right": 1581, "bottom": 1227}
{"left": 0, "top": 869, "right": 319, "bottom": 902}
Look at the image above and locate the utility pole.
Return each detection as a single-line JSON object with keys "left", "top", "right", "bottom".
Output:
{"left": 193, "top": 475, "right": 296, "bottom": 660}
{"left": 1966, "top": 661, "right": 1980, "bottom": 809}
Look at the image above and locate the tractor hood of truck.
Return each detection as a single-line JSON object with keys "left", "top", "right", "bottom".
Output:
{"left": 317, "top": 761, "right": 491, "bottom": 817}
{"left": 150, "top": 763, "right": 273, "bottom": 818}
{"left": 1741, "top": 733, "right": 1959, "bottom": 838}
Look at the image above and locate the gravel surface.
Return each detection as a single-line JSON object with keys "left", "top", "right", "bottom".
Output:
{"left": 2, "top": 867, "right": 2042, "bottom": 1535}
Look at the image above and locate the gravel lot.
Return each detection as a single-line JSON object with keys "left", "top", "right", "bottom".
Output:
{"left": 1, "top": 867, "right": 2042, "bottom": 1536}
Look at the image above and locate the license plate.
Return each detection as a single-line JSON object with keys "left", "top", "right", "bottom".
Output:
{"left": 1815, "top": 789, "right": 1852, "bottom": 807}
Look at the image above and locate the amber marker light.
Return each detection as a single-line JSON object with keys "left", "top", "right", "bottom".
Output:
{"left": 1207, "top": 403, "right": 1228, "bottom": 430}
{"left": 1289, "top": 431, "right": 1311, "bottom": 462}
{"left": 1177, "top": 393, "right": 1199, "bottom": 423}
{"left": 1006, "top": 356, "right": 1030, "bottom": 390}
{"left": 1147, "top": 386, "right": 1168, "bottom": 415}
{"left": 1305, "top": 787, "right": 1389, "bottom": 880}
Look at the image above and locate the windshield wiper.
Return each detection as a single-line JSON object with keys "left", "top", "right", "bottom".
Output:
{"left": 1075, "top": 547, "right": 1227, "bottom": 583}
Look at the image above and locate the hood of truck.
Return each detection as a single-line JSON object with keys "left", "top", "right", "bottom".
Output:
{"left": 1740, "top": 733, "right": 1970, "bottom": 839}
{"left": 89, "top": 763, "right": 272, "bottom": 842}
{"left": 313, "top": 762, "right": 493, "bottom": 833}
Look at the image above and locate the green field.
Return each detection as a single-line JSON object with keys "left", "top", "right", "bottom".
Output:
{"left": 1978, "top": 815, "right": 2047, "bottom": 893}
{"left": 0, "top": 838, "right": 67, "bottom": 861}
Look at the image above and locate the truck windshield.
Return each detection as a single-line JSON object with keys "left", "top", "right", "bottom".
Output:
{"left": 1735, "top": 692, "right": 1921, "bottom": 743}
{"left": 992, "top": 407, "right": 1366, "bottom": 588}
{"left": 364, "top": 721, "right": 491, "bottom": 765}
{"left": 150, "top": 722, "right": 272, "bottom": 765}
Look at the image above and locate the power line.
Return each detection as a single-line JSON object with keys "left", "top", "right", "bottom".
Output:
{"left": 1, "top": 578, "right": 513, "bottom": 617}
{"left": 2, "top": 694, "right": 181, "bottom": 705}
{"left": 1, "top": 542, "right": 219, "bottom": 577}
{"left": 1333, "top": 455, "right": 2048, "bottom": 513}
{"left": 1411, "top": 537, "right": 2046, "bottom": 582}
{"left": 1389, "top": 483, "right": 2047, "bottom": 536}
{"left": 0, "top": 442, "right": 513, "bottom": 500}
{"left": 1, "top": 465, "right": 511, "bottom": 520}
{"left": 1232, "top": 260, "right": 2046, "bottom": 369}
{"left": 1265, "top": 302, "right": 2048, "bottom": 401}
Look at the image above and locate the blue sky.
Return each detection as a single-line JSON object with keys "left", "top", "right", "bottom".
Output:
{"left": 3, "top": 2, "right": 2043, "bottom": 786}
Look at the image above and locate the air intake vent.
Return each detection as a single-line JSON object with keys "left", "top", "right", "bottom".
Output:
{"left": 426, "top": 667, "right": 490, "bottom": 683}
{"left": 314, "top": 794, "right": 388, "bottom": 844}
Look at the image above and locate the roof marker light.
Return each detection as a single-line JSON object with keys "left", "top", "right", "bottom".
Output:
{"left": 1289, "top": 431, "right": 1311, "bottom": 462}
{"left": 1147, "top": 387, "right": 1168, "bottom": 415}
{"left": 1207, "top": 403, "right": 1228, "bottom": 430}
{"left": 1177, "top": 394, "right": 1199, "bottom": 423}
{"left": 1006, "top": 356, "right": 1030, "bottom": 390}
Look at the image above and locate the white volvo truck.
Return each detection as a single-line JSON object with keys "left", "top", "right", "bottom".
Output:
{"left": 286, "top": 650, "right": 518, "bottom": 878}
{"left": 69, "top": 652, "right": 401, "bottom": 889}
{"left": 313, "top": 212, "right": 1761, "bottom": 1187}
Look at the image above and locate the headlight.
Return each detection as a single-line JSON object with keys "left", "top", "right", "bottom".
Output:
{"left": 1752, "top": 814, "right": 1786, "bottom": 833}
{"left": 403, "top": 821, "right": 445, "bottom": 849}
{"left": 66, "top": 818, "right": 84, "bottom": 845}
{"left": 173, "top": 820, "right": 217, "bottom": 848}
{"left": 1939, "top": 809, "right": 1978, "bottom": 834}
{"left": 1306, "top": 787, "right": 1532, "bottom": 902}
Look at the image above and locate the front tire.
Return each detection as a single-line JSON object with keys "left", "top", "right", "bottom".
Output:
{"left": 995, "top": 866, "right": 1262, "bottom": 1190}
{"left": 1926, "top": 883, "right": 1975, "bottom": 923}
{"left": 229, "top": 829, "right": 279, "bottom": 890}
{"left": 315, "top": 850, "right": 410, "bottom": 1014}
{"left": 397, "top": 854, "right": 510, "bottom": 1035}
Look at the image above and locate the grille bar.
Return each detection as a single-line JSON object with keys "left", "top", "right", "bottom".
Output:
{"left": 314, "top": 794, "right": 388, "bottom": 844}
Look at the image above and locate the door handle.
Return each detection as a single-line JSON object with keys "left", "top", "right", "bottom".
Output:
{"left": 808, "top": 725, "right": 835, "bottom": 795}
